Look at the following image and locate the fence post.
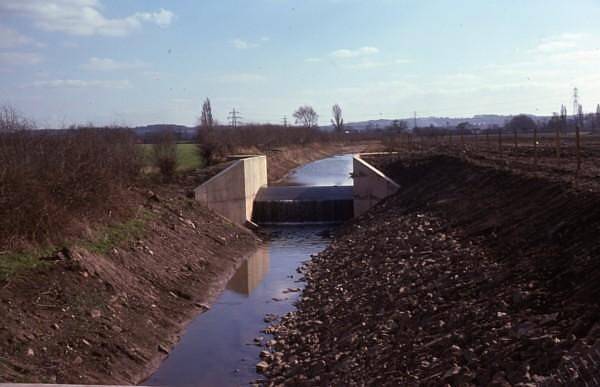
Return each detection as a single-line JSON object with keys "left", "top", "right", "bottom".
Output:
{"left": 533, "top": 126, "right": 538, "bottom": 168}
{"left": 555, "top": 122, "right": 561, "bottom": 159}
{"left": 498, "top": 128, "right": 503, "bottom": 155}
{"left": 576, "top": 124, "right": 582, "bottom": 179}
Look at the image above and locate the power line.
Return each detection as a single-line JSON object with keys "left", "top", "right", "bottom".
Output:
{"left": 227, "top": 108, "right": 242, "bottom": 128}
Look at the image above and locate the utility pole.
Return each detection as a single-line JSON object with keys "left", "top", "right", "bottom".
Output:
{"left": 573, "top": 87, "right": 579, "bottom": 119}
{"left": 227, "top": 108, "right": 242, "bottom": 128}
{"left": 413, "top": 111, "right": 417, "bottom": 130}
{"left": 282, "top": 115, "right": 288, "bottom": 127}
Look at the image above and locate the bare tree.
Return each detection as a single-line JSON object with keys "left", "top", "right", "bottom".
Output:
{"left": 388, "top": 119, "right": 408, "bottom": 133}
{"left": 331, "top": 104, "right": 344, "bottom": 133}
{"left": 293, "top": 105, "right": 319, "bottom": 128}
{"left": 560, "top": 104, "right": 568, "bottom": 133}
{"left": 0, "top": 105, "right": 35, "bottom": 132}
{"left": 200, "top": 98, "right": 214, "bottom": 130}
{"left": 197, "top": 98, "right": 220, "bottom": 166}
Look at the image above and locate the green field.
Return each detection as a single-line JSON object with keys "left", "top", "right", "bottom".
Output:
{"left": 140, "top": 143, "right": 203, "bottom": 171}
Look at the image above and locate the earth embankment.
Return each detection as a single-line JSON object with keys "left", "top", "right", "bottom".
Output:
{"left": 265, "top": 154, "right": 600, "bottom": 386}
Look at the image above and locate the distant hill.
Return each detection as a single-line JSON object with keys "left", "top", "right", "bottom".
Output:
{"left": 133, "top": 124, "right": 196, "bottom": 141}
{"left": 134, "top": 114, "right": 552, "bottom": 138}
{"left": 341, "top": 114, "right": 551, "bottom": 131}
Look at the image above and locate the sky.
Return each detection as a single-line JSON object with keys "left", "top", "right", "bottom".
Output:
{"left": 1, "top": 0, "right": 600, "bottom": 128}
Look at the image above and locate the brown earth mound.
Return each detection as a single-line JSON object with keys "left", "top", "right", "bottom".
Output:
{"left": 0, "top": 188, "right": 258, "bottom": 384}
{"left": 264, "top": 155, "right": 600, "bottom": 386}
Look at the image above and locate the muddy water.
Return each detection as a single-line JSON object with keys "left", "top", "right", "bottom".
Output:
{"left": 146, "top": 155, "right": 353, "bottom": 386}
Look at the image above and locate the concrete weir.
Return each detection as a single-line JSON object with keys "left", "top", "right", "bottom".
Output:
{"left": 194, "top": 153, "right": 399, "bottom": 225}
{"left": 253, "top": 186, "right": 354, "bottom": 224}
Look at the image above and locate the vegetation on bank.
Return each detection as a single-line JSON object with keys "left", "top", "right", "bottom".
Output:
{"left": 140, "top": 143, "right": 204, "bottom": 172}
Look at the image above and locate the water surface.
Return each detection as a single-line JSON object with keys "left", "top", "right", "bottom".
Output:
{"left": 146, "top": 227, "right": 330, "bottom": 386}
{"left": 279, "top": 154, "right": 354, "bottom": 186}
{"left": 146, "top": 155, "right": 354, "bottom": 386}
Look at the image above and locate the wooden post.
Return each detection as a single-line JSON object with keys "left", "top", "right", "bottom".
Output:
{"left": 514, "top": 129, "right": 518, "bottom": 150}
{"left": 499, "top": 128, "right": 503, "bottom": 155}
{"left": 533, "top": 126, "right": 538, "bottom": 168}
{"left": 576, "top": 124, "right": 582, "bottom": 179}
{"left": 555, "top": 122, "right": 560, "bottom": 159}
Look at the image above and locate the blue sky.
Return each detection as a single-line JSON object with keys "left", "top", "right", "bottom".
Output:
{"left": 1, "top": 0, "right": 600, "bottom": 127}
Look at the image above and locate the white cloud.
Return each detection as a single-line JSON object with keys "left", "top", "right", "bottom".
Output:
{"left": 331, "top": 46, "right": 379, "bottom": 59}
{"left": 0, "top": 25, "right": 43, "bottom": 48}
{"left": 344, "top": 60, "right": 387, "bottom": 70}
{"left": 0, "top": 0, "right": 174, "bottom": 37}
{"left": 395, "top": 58, "right": 412, "bottom": 64}
{"left": 27, "top": 79, "right": 132, "bottom": 89}
{"left": 304, "top": 57, "right": 322, "bottom": 63}
{"left": 531, "top": 33, "right": 586, "bottom": 53}
{"left": 0, "top": 52, "right": 43, "bottom": 66}
{"left": 216, "top": 73, "right": 266, "bottom": 83}
{"left": 82, "top": 57, "right": 148, "bottom": 71}
{"left": 231, "top": 36, "right": 271, "bottom": 49}
{"left": 134, "top": 9, "right": 173, "bottom": 28}
{"left": 232, "top": 38, "right": 253, "bottom": 49}
{"left": 548, "top": 49, "right": 600, "bottom": 64}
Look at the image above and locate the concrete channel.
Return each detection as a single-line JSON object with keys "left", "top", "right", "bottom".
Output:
{"left": 195, "top": 153, "right": 400, "bottom": 225}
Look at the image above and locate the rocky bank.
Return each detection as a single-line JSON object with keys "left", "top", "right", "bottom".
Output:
{"left": 263, "top": 154, "right": 600, "bottom": 386}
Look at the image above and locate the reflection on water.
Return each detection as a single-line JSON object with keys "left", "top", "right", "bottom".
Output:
{"left": 280, "top": 154, "right": 354, "bottom": 186}
{"left": 146, "top": 226, "right": 332, "bottom": 387}
{"left": 227, "top": 247, "right": 270, "bottom": 296}
{"left": 147, "top": 155, "right": 352, "bottom": 386}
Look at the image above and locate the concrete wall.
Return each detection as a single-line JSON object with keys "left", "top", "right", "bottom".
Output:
{"left": 194, "top": 155, "right": 267, "bottom": 224}
{"left": 353, "top": 154, "right": 400, "bottom": 217}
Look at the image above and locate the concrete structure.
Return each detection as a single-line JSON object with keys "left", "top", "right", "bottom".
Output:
{"left": 194, "top": 153, "right": 399, "bottom": 224}
{"left": 352, "top": 154, "right": 400, "bottom": 216}
{"left": 194, "top": 155, "right": 267, "bottom": 225}
{"left": 253, "top": 186, "right": 354, "bottom": 224}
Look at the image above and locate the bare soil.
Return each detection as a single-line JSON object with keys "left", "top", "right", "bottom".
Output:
{"left": 0, "top": 185, "right": 259, "bottom": 385}
{"left": 264, "top": 153, "right": 600, "bottom": 386}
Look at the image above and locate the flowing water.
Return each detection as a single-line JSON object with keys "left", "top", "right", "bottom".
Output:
{"left": 279, "top": 154, "right": 354, "bottom": 186}
{"left": 146, "top": 155, "right": 353, "bottom": 386}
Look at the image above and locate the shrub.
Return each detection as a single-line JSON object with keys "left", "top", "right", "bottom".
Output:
{"left": 0, "top": 126, "right": 140, "bottom": 247}
{"left": 151, "top": 130, "right": 178, "bottom": 181}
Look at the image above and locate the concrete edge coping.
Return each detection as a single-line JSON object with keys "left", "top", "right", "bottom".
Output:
{"left": 354, "top": 153, "right": 401, "bottom": 189}
{"left": 194, "top": 154, "right": 266, "bottom": 194}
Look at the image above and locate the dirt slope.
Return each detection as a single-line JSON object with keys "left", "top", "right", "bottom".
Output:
{"left": 0, "top": 188, "right": 258, "bottom": 384}
{"left": 264, "top": 154, "right": 600, "bottom": 386}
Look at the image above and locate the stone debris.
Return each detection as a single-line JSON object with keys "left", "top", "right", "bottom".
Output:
{"left": 256, "top": 361, "right": 270, "bottom": 373}
{"left": 262, "top": 204, "right": 600, "bottom": 386}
